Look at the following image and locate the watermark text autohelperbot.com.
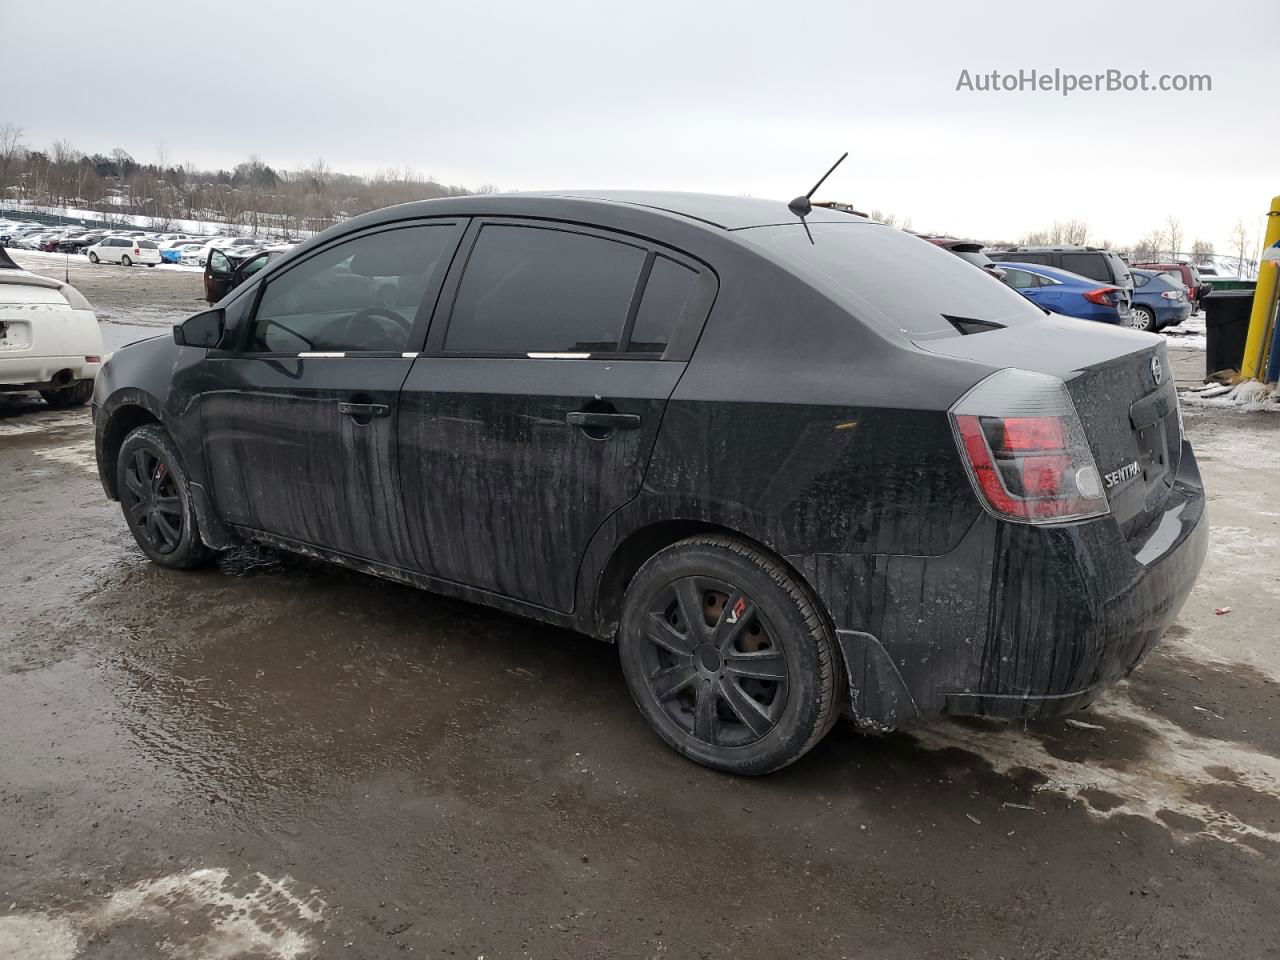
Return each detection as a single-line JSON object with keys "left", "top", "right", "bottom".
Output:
{"left": 956, "top": 68, "right": 1211, "bottom": 96}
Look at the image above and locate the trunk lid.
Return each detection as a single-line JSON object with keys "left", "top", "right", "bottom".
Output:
{"left": 920, "top": 317, "right": 1179, "bottom": 537}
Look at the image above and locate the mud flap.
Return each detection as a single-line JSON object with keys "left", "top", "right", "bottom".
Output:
{"left": 190, "top": 481, "right": 233, "bottom": 550}
{"left": 834, "top": 629, "right": 919, "bottom": 731}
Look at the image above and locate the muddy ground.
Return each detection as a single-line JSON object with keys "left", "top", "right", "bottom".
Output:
{"left": 2, "top": 253, "right": 1279, "bottom": 959}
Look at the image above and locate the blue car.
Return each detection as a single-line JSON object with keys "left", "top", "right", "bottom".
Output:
{"left": 1129, "top": 268, "right": 1192, "bottom": 332}
{"left": 994, "top": 261, "right": 1132, "bottom": 325}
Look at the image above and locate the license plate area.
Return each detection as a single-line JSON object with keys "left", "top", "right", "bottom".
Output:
{"left": 0, "top": 319, "right": 31, "bottom": 351}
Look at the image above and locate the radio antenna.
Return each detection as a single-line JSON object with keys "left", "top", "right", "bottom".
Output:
{"left": 788, "top": 152, "right": 848, "bottom": 218}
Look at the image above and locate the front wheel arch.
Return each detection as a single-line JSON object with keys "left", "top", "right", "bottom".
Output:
{"left": 99, "top": 401, "right": 161, "bottom": 500}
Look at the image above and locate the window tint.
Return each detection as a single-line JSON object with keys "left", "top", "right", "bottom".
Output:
{"left": 445, "top": 225, "right": 645, "bottom": 354}
{"left": 137, "top": 240, "right": 158, "bottom": 249}
{"left": 748, "top": 223, "right": 1045, "bottom": 338}
{"left": 628, "top": 256, "right": 697, "bottom": 354}
{"left": 248, "top": 225, "right": 457, "bottom": 354}
{"left": 1059, "top": 252, "right": 1110, "bottom": 282}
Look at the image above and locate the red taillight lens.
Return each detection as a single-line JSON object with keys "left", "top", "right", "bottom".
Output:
{"left": 133, "top": 247, "right": 140, "bottom": 255}
{"left": 1083, "top": 287, "right": 1118, "bottom": 306}
{"left": 951, "top": 370, "right": 1108, "bottom": 524}
{"left": 1001, "top": 416, "right": 1066, "bottom": 451}
{"left": 84, "top": 355, "right": 101, "bottom": 364}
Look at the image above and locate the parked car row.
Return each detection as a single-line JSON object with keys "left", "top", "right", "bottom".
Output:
{"left": 916, "top": 235, "right": 1202, "bottom": 332}
{"left": 0, "top": 218, "right": 299, "bottom": 270}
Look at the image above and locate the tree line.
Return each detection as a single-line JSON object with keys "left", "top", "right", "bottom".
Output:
{"left": 0, "top": 123, "right": 478, "bottom": 238}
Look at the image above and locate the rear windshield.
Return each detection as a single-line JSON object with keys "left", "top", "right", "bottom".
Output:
{"left": 743, "top": 222, "right": 1044, "bottom": 338}
{"left": 137, "top": 240, "right": 158, "bottom": 249}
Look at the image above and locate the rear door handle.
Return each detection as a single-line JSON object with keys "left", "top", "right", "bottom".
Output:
{"left": 566, "top": 411, "right": 641, "bottom": 430}
{"left": 338, "top": 401, "right": 390, "bottom": 418}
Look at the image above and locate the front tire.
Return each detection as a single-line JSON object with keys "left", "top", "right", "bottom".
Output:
{"left": 617, "top": 535, "right": 843, "bottom": 775}
{"left": 1129, "top": 304, "right": 1157, "bottom": 332}
{"left": 39, "top": 379, "right": 93, "bottom": 408}
{"left": 116, "top": 423, "right": 213, "bottom": 569}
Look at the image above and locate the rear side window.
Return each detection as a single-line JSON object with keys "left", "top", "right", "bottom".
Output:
{"left": 627, "top": 256, "right": 698, "bottom": 354}
{"left": 746, "top": 223, "right": 1045, "bottom": 339}
{"left": 1003, "top": 268, "right": 1038, "bottom": 290}
{"left": 444, "top": 224, "right": 645, "bottom": 354}
{"left": 248, "top": 224, "right": 458, "bottom": 354}
{"left": 1133, "top": 273, "right": 1150, "bottom": 288}
{"left": 1059, "top": 252, "right": 1110, "bottom": 282}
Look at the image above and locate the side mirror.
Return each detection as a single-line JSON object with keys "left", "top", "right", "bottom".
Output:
{"left": 174, "top": 308, "right": 225, "bottom": 348}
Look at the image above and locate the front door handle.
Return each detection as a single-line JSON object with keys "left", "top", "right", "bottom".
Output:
{"left": 338, "top": 401, "right": 390, "bottom": 419}
{"left": 566, "top": 410, "right": 641, "bottom": 430}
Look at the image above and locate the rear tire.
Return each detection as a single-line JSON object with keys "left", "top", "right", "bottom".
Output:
{"left": 1129, "top": 304, "right": 1157, "bottom": 332}
{"left": 39, "top": 379, "right": 93, "bottom": 408}
{"left": 617, "top": 535, "right": 843, "bottom": 775}
{"left": 116, "top": 423, "right": 214, "bottom": 569}
{"left": 121, "top": 255, "right": 132, "bottom": 266}
{"left": 88, "top": 252, "right": 99, "bottom": 264}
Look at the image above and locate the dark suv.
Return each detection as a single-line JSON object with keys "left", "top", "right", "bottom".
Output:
{"left": 92, "top": 193, "right": 1207, "bottom": 775}
{"left": 987, "top": 244, "right": 1133, "bottom": 292}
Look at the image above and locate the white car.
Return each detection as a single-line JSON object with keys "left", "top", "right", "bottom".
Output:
{"left": 0, "top": 248, "right": 103, "bottom": 407}
{"left": 86, "top": 237, "right": 162, "bottom": 267}
{"left": 179, "top": 242, "right": 215, "bottom": 267}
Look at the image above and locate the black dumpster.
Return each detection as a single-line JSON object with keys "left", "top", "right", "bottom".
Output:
{"left": 1202, "top": 288, "right": 1255, "bottom": 376}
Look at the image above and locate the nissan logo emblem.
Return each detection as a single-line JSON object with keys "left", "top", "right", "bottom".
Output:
{"left": 1151, "top": 356, "right": 1163, "bottom": 385}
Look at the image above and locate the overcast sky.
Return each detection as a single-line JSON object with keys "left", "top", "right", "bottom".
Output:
{"left": 7, "top": 0, "right": 1277, "bottom": 248}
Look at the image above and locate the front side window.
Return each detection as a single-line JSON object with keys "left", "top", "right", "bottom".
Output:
{"left": 444, "top": 224, "right": 645, "bottom": 354}
{"left": 247, "top": 224, "right": 458, "bottom": 354}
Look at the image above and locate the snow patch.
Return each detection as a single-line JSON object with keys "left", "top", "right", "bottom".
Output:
{"left": 913, "top": 687, "right": 1280, "bottom": 849}
{"left": 1, "top": 868, "right": 325, "bottom": 960}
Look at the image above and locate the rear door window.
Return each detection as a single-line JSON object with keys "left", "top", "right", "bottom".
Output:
{"left": 443, "top": 224, "right": 646, "bottom": 354}
{"left": 1059, "top": 252, "right": 1110, "bottom": 282}
{"left": 626, "top": 256, "right": 698, "bottom": 354}
{"left": 246, "top": 224, "right": 460, "bottom": 354}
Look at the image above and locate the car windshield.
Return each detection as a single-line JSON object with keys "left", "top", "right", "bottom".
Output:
{"left": 742, "top": 222, "right": 1045, "bottom": 339}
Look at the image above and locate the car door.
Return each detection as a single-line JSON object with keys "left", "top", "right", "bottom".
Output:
{"left": 198, "top": 219, "right": 466, "bottom": 567}
{"left": 397, "top": 219, "right": 716, "bottom": 612}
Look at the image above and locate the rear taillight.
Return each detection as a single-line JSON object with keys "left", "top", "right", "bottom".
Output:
{"left": 1083, "top": 287, "right": 1120, "bottom": 306}
{"left": 133, "top": 247, "right": 140, "bottom": 255}
{"left": 950, "top": 369, "right": 1108, "bottom": 524}
{"left": 1160, "top": 290, "right": 1182, "bottom": 300}
{"left": 84, "top": 355, "right": 101, "bottom": 364}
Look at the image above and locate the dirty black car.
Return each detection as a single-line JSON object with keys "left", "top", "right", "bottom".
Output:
{"left": 93, "top": 192, "right": 1208, "bottom": 775}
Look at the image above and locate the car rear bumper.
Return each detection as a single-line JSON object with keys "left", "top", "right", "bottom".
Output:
{"left": 795, "top": 440, "right": 1208, "bottom": 728}
{"left": 0, "top": 355, "right": 101, "bottom": 389}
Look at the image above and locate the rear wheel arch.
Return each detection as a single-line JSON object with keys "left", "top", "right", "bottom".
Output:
{"left": 590, "top": 519, "right": 835, "bottom": 643}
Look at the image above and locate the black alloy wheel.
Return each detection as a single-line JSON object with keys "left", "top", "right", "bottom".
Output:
{"left": 120, "top": 446, "right": 185, "bottom": 555}
{"left": 639, "top": 575, "right": 789, "bottom": 748}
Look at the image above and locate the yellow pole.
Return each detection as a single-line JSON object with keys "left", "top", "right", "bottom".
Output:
{"left": 1240, "top": 196, "right": 1280, "bottom": 380}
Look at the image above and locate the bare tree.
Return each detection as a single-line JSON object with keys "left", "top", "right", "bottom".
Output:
{"left": 1131, "top": 231, "right": 1165, "bottom": 264}
{"left": 1229, "top": 219, "right": 1255, "bottom": 278}
{"left": 0, "top": 122, "right": 24, "bottom": 200}
{"left": 1190, "top": 239, "right": 1215, "bottom": 265}
{"left": 1165, "top": 215, "right": 1183, "bottom": 260}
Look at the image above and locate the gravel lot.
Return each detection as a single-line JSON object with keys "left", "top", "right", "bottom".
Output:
{"left": 2, "top": 252, "right": 1279, "bottom": 959}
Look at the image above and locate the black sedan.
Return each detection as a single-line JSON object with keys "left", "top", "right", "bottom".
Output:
{"left": 91, "top": 192, "right": 1207, "bottom": 775}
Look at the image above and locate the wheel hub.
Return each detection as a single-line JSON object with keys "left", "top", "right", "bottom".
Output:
{"left": 695, "top": 644, "right": 723, "bottom": 673}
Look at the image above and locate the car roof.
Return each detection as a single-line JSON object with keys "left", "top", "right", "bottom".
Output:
{"left": 345, "top": 191, "right": 867, "bottom": 233}
{"left": 994, "top": 261, "right": 1105, "bottom": 285}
